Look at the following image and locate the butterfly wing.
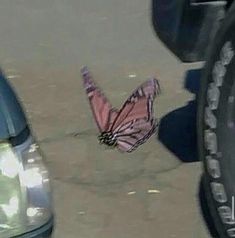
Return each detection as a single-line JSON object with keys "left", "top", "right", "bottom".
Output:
{"left": 111, "top": 78, "right": 160, "bottom": 152}
{"left": 81, "top": 66, "right": 118, "bottom": 132}
{"left": 116, "top": 118, "right": 157, "bottom": 152}
{"left": 111, "top": 78, "right": 160, "bottom": 132}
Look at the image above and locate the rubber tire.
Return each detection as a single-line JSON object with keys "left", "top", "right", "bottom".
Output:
{"left": 199, "top": 176, "right": 220, "bottom": 238}
{"left": 198, "top": 3, "right": 235, "bottom": 238}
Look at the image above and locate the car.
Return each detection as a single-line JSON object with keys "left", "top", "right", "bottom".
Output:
{"left": 152, "top": 0, "right": 235, "bottom": 237}
{"left": 0, "top": 70, "right": 53, "bottom": 237}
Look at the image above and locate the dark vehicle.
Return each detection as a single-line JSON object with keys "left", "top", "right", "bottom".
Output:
{"left": 0, "top": 70, "right": 53, "bottom": 237}
{"left": 152, "top": 1, "right": 235, "bottom": 237}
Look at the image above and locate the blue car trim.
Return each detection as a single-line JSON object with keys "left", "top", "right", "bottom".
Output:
{"left": 12, "top": 217, "right": 54, "bottom": 238}
{"left": 0, "top": 70, "right": 28, "bottom": 138}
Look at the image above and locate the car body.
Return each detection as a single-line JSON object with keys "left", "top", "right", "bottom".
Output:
{"left": 0, "top": 70, "right": 53, "bottom": 237}
{"left": 152, "top": 0, "right": 227, "bottom": 62}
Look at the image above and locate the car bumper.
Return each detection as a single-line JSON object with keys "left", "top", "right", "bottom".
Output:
{"left": 13, "top": 217, "right": 54, "bottom": 238}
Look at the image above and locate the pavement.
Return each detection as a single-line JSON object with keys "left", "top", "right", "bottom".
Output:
{"left": 0, "top": 0, "right": 210, "bottom": 237}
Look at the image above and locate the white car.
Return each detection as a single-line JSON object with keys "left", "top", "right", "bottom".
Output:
{"left": 0, "top": 70, "right": 53, "bottom": 237}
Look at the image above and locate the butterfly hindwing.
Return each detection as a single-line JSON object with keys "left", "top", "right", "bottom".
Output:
{"left": 116, "top": 118, "right": 157, "bottom": 152}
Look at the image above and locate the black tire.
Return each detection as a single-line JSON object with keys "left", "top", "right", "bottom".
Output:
{"left": 198, "top": 3, "right": 235, "bottom": 238}
{"left": 199, "top": 175, "right": 220, "bottom": 238}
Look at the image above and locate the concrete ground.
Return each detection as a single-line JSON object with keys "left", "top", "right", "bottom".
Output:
{"left": 0, "top": 0, "right": 211, "bottom": 237}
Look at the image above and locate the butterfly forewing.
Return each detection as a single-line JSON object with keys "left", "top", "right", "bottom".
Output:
{"left": 111, "top": 78, "right": 159, "bottom": 132}
{"left": 81, "top": 67, "right": 118, "bottom": 132}
{"left": 111, "top": 78, "right": 160, "bottom": 152}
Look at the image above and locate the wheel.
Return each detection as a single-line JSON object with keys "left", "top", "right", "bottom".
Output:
{"left": 198, "top": 3, "right": 235, "bottom": 237}
{"left": 199, "top": 176, "right": 220, "bottom": 238}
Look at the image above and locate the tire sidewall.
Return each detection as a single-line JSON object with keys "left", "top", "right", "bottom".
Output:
{"left": 198, "top": 4, "right": 235, "bottom": 238}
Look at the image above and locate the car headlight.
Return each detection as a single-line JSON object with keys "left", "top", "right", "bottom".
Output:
{"left": 0, "top": 137, "right": 52, "bottom": 237}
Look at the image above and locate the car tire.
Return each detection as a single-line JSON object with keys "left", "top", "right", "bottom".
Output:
{"left": 198, "top": 3, "right": 235, "bottom": 238}
{"left": 199, "top": 175, "right": 220, "bottom": 238}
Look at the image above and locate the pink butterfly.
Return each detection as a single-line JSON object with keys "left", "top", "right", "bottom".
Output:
{"left": 81, "top": 66, "right": 160, "bottom": 153}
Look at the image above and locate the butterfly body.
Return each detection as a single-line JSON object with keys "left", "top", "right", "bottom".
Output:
{"left": 81, "top": 66, "right": 160, "bottom": 153}
{"left": 98, "top": 131, "right": 117, "bottom": 147}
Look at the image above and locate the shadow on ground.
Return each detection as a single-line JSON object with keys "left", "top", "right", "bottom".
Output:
{"left": 158, "top": 68, "right": 219, "bottom": 237}
{"left": 158, "top": 68, "right": 201, "bottom": 162}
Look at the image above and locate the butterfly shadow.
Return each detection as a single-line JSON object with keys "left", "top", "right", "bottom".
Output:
{"left": 158, "top": 68, "right": 201, "bottom": 163}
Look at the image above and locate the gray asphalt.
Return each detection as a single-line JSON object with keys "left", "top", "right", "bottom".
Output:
{"left": 0, "top": 0, "right": 210, "bottom": 237}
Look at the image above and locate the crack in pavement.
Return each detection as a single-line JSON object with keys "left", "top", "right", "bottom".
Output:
{"left": 38, "top": 128, "right": 96, "bottom": 144}
{"left": 53, "top": 163, "right": 183, "bottom": 188}
{"left": 39, "top": 129, "right": 186, "bottom": 188}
